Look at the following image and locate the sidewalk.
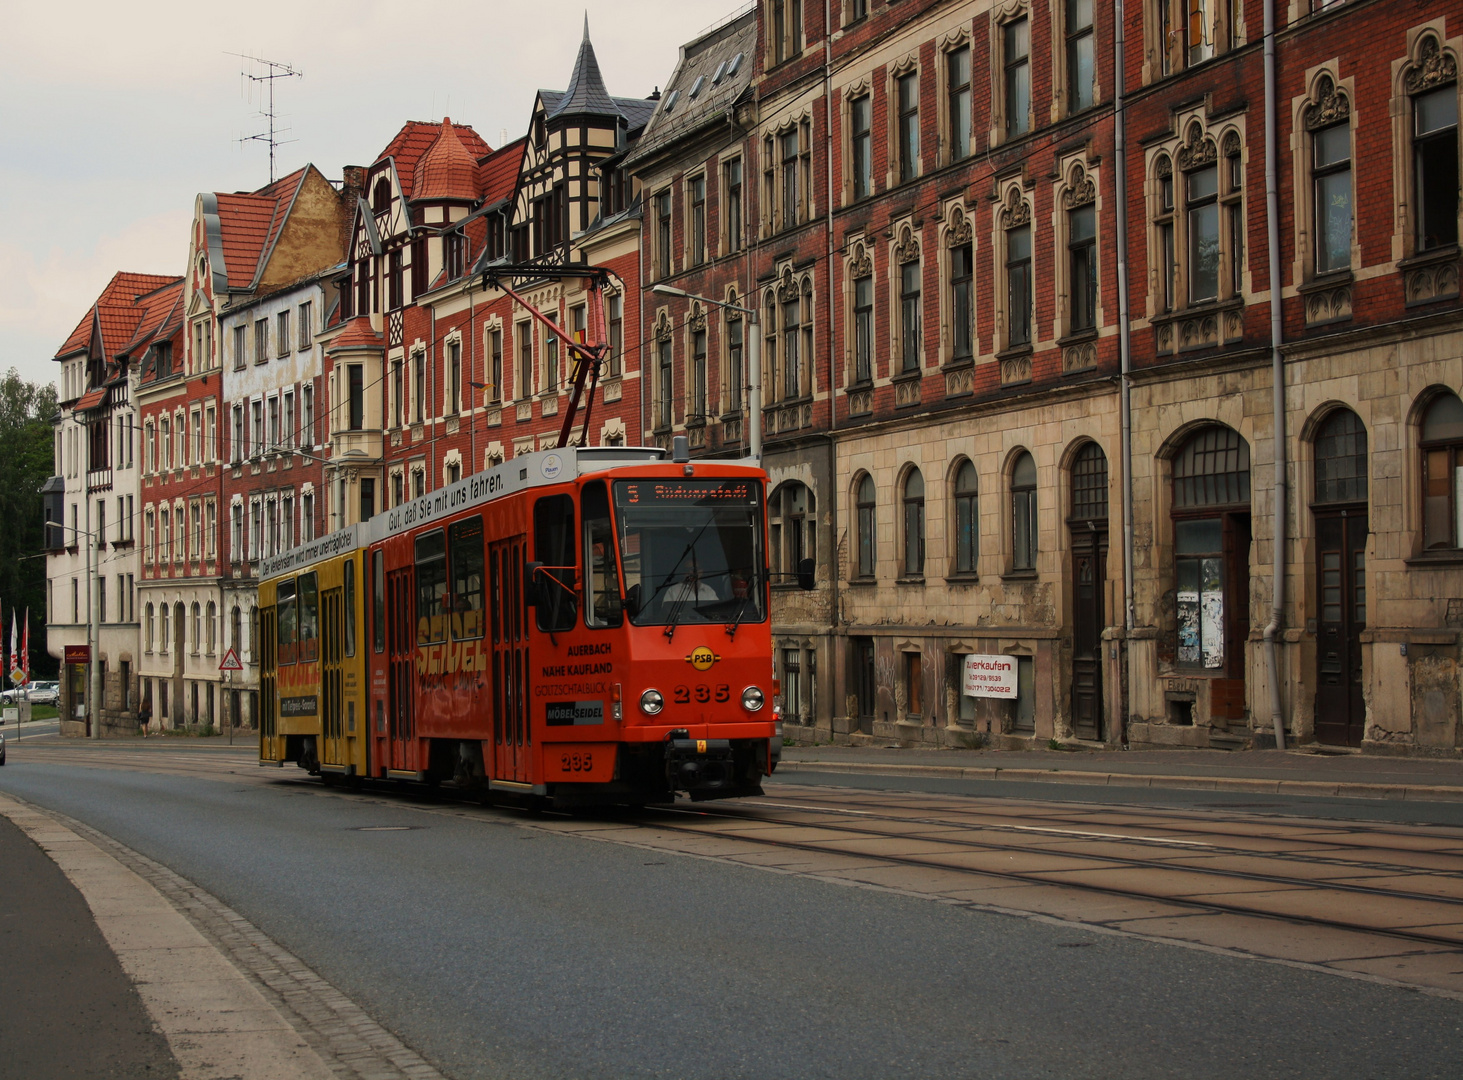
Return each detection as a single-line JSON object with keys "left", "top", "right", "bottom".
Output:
{"left": 778, "top": 745, "right": 1463, "bottom": 802}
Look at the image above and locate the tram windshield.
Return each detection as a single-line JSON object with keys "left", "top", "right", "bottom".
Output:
{"left": 613, "top": 479, "right": 766, "bottom": 628}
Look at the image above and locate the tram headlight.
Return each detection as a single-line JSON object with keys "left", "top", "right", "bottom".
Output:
{"left": 639, "top": 689, "right": 665, "bottom": 715}
{"left": 741, "top": 686, "right": 765, "bottom": 712}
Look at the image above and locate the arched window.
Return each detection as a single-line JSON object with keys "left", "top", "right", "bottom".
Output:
{"left": 1011, "top": 451, "right": 1037, "bottom": 571}
{"left": 231, "top": 605, "right": 242, "bottom": 652}
{"left": 145, "top": 603, "right": 154, "bottom": 651}
{"left": 160, "top": 604, "right": 170, "bottom": 654}
{"left": 1070, "top": 442, "right": 1109, "bottom": 521}
{"left": 770, "top": 482, "right": 814, "bottom": 577}
{"left": 855, "top": 473, "right": 876, "bottom": 578}
{"left": 191, "top": 603, "right": 201, "bottom": 653}
{"left": 1314, "top": 410, "right": 1367, "bottom": 505}
{"left": 901, "top": 468, "right": 925, "bottom": 577}
{"left": 206, "top": 601, "right": 217, "bottom": 654}
{"left": 953, "top": 460, "right": 978, "bottom": 574}
{"left": 1422, "top": 392, "right": 1463, "bottom": 549}
{"left": 1171, "top": 425, "right": 1251, "bottom": 673}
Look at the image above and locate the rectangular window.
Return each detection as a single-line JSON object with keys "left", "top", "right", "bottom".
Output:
{"left": 782, "top": 298, "right": 801, "bottom": 399}
{"left": 897, "top": 72, "right": 920, "bottom": 183}
{"left": 1006, "top": 225, "right": 1032, "bottom": 347}
{"left": 782, "top": 649, "right": 802, "bottom": 724}
{"left": 450, "top": 515, "right": 485, "bottom": 640}
{"left": 950, "top": 245, "right": 973, "bottom": 359}
{"left": 850, "top": 95, "right": 872, "bottom": 201}
{"left": 1175, "top": 519, "right": 1225, "bottom": 668}
{"left": 656, "top": 191, "right": 673, "bottom": 278}
{"left": 657, "top": 337, "right": 673, "bottom": 429}
{"left": 359, "top": 477, "right": 375, "bottom": 523}
{"left": 690, "top": 329, "right": 707, "bottom": 419}
{"left": 233, "top": 325, "right": 246, "bottom": 371}
{"left": 1313, "top": 123, "right": 1351, "bottom": 275}
{"left": 1186, "top": 0, "right": 1213, "bottom": 67}
{"left": 1004, "top": 18, "right": 1031, "bottom": 139}
{"left": 947, "top": 47, "right": 971, "bottom": 162}
{"left": 900, "top": 260, "right": 921, "bottom": 371}
{"left": 387, "top": 250, "right": 403, "bottom": 310}
{"left": 1188, "top": 165, "right": 1220, "bottom": 301}
{"left": 607, "top": 298, "right": 623, "bottom": 378}
{"left": 904, "top": 651, "right": 922, "bottom": 717}
{"left": 726, "top": 318, "right": 743, "bottom": 415}
{"left": 302, "top": 492, "right": 314, "bottom": 542}
{"left": 849, "top": 0, "right": 868, "bottom": 21}
{"left": 448, "top": 340, "right": 461, "bottom": 414}
{"left": 490, "top": 329, "right": 503, "bottom": 401}
{"left": 297, "top": 301, "right": 311, "bottom": 349}
{"left": 254, "top": 318, "right": 268, "bottom": 363}
{"left": 1066, "top": 0, "right": 1095, "bottom": 113}
{"left": 533, "top": 494, "right": 578, "bottom": 632}
{"left": 544, "top": 317, "right": 559, "bottom": 392}
{"left": 724, "top": 158, "right": 743, "bottom": 253}
{"left": 780, "top": 129, "right": 800, "bottom": 227}
{"left": 392, "top": 359, "right": 403, "bottom": 427}
{"left": 854, "top": 275, "right": 874, "bottom": 382}
{"left": 517, "top": 323, "right": 533, "bottom": 399}
{"left": 276, "top": 309, "right": 290, "bottom": 356}
{"left": 250, "top": 403, "right": 263, "bottom": 457}
{"left": 1069, "top": 205, "right": 1097, "bottom": 331}
{"left": 1414, "top": 87, "right": 1459, "bottom": 252}
{"left": 689, "top": 175, "right": 706, "bottom": 265}
{"left": 347, "top": 365, "right": 364, "bottom": 431}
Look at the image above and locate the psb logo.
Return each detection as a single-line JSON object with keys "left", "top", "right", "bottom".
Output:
{"left": 686, "top": 646, "right": 720, "bottom": 671}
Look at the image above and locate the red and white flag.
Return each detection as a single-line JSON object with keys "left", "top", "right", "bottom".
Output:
{"left": 21, "top": 609, "right": 30, "bottom": 684}
{"left": 7, "top": 610, "right": 20, "bottom": 687}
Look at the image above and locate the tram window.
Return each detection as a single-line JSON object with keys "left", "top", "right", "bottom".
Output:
{"left": 276, "top": 579, "right": 298, "bottom": 665}
{"left": 344, "top": 559, "right": 357, "bottom": 658}
{"left": 533, "top": 494, "right": 578, "bottom": 632}
{"left": 450, "top": 515, "right": 485, "bottom": 640}
{"left": 298, "top": 572, "right": 319, "bottom": 662}
{"left": 583, "top": 481, "right": 622, "bottom": 628}
{"left": 372, "top": 550, "right": 385, "bottom": 653}
{"left": 416, "top": 529, "right": 448, "bottom": 644}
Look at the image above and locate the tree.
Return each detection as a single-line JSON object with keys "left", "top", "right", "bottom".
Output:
{"left": 0, "top": 368, "right": 59, "bottom": 678}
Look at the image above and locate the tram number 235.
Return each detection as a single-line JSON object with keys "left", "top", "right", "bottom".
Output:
{"left": 673, "top": 684, "right": 731, "bottom": 704}
{"left": 560, "top": 751, "right": 595, "bottom": 773}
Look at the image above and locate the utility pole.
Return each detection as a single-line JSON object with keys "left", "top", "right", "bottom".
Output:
{"left": 232, "top": 53, "right": 302, "bottom": 185}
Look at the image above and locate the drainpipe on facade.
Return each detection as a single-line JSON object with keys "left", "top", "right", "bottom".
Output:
{"left": 1113, "top": 0, "right": 1134, "bottom": 747}
{"left": 823, "top": 0, "right": 842, "bottom": 739}
{"left": 85, "top": 474, "right": 100, "bottom": 739}
{"left": 1262, "top": 0, "right": 1287, "bottom": 750}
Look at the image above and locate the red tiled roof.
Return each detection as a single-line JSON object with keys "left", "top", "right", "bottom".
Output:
{"left": 214, "top": 192, "right": 278, "bottom": 287}
{"left": 413, "top": 120, "right": 480, "bottom": 202}
{"left": 54, "top": 271, "right": 183, "bottom": 359}
{"left": 478, "top": 138, "right": 526, "bottom": 205}
{"left": 378, "top": 120, "right": 491, "bottom": 201}
{"left": 74, "top": 388, "right": 107, "bottom": 412}
{"left": 120, "top": 280, "right": 185, "bottom": 356}
{"left": 326, "top": 317, "right": 385, "bottom": 352}
{"left": 256, "top": 167, "right": 309, "bottom": 272}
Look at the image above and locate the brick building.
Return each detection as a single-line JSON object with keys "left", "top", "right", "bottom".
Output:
{"left": 627, "top": 0, "right": 1463, "bottom": 754}
{"left": 137, "top": 165, "right": 349, "bottom": 731}
{"left": 320, "top": 23, "right": 659, "bottom": 534}
{"left": 47, "top": 273, "right": 183, "bottom": 734}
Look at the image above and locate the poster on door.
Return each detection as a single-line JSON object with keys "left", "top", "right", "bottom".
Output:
{"left": 963, "top": 654, "right": 1018, "bottom": 698}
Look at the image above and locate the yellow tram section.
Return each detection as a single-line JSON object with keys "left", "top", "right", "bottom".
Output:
{"left": 259, "top": 550, "right": 369, "bottom": 777}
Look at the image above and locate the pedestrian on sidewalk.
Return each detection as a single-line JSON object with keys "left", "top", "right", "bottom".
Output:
{"left": 137, "top": 698, "right": 151, "bottom": 737}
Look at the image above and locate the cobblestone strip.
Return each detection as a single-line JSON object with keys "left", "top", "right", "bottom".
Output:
{"left": 27, "top": 798, "right": 450, "bottom": 1080}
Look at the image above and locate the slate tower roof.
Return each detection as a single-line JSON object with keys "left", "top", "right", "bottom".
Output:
{"left": 548, "top": 16, "right": 621, "bottom": 121}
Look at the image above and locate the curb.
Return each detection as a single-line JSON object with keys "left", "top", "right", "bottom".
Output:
{"left": 777, "top": 760, "right": 1463, "bottom": 803}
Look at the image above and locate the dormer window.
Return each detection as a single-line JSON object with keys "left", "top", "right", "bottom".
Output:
{"left": 663, "top": 89, "right": 680, "bottom": 113}
{"left": 690, "top": 76, "right": 705, "bottom": 98}
{"left": 727, "top": 53, "right": 743, "bottom": 77}
{"left": 371, "top": 178, "right": 391, "bottom": 213}
{"left": 712, "top": 61, "right": 727, "bottom": 84}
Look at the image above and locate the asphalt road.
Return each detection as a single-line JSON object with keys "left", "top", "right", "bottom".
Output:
{"left": 1, "top": 761, "right": 1460, "bottom": 1080}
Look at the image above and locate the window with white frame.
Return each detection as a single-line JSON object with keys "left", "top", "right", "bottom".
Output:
{"left": 849, "top": 93, "right": 872, "bottom": 201}
{"left": 233, "top": 324, "right": 246, "bottom": 370}
{"left": 769, "top": 482, "right": 815, "bottom": 577}
{"left": 769, "top": 0, "right": 802, "bottom": 65}
{"left": 231, "top": 503, "right": 243, "bottom": 562}
{"left": 1309, "top": 83, "right": 1354, "bottom": 278}
{"left": 276, "top": 309, "right": 291, "bottom": 356}
{"left": 1002, "top": 15, "right": 1031, "bottom": 140}
{"left": 254, "top": 318, "right": 268, "bottom": 363}
{"left": 723, "top": 158, "right": 743, "bottom": 254}
{"left": 1066, "top": 0, "right": 1095, "bottom": 113}
{"left": 896, "top": 69, "right": 920, "bottom": 183}
{"left": 946, "top": 46, "right": 971, "bottom": 163}
{"left": 297, "top": 301, "right": 312, "bottom": 350}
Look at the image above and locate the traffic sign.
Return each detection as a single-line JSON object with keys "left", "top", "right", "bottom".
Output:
{"left": 219, "top": 647, "right": 244, "bottom": 672}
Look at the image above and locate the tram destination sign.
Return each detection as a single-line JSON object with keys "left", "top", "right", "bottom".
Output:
{"left": 258, "top": 525, "right": 360, "bottom": 580}
{"left": 616, "top": 479, "right": 759, "bottom": 506}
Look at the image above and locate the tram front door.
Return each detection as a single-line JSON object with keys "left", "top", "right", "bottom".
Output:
{"left": 386, "top": 567, "right": 416, "bottom": 773}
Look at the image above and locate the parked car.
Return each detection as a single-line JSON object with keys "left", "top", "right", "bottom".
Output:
{"left": 27, "top": 682, "right": 58, "bottom": 706}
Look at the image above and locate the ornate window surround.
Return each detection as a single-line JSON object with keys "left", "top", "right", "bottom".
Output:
{"left": 841, "top": 75, "right": 874, "bottom": 206}
{"left": 1146, "top": 112, "right": 1247, "bottom": 353}
{"left": 886, "top": 53, "right": 923, "bottom": 188}
{"left": 992, "top": 181, "right": 1036, "bottom": 373}
{"left": 1289, "top": 64, "right": 1358, "bottom": 326}
{"left": 937, "top": 202, "right": 977, "bottom": 385}
{"left": 1052, "top": 155, "right": 1101, "bottom": 369}
{"left": 988, "top": 0, "right": 1032, "bottom": 148}
{"left": 843, "top": 236, "right": 877, "bottom": 415}
{"left": 937, "top": 28, "right": 973, "bottom": 169}
{"left": 887, "top": 221, "right": 925, "bottom": 406}
{"left": 1389, "top": 24, "right": 1462, "bottom": 304}
{"left": 1046, "top": 0, "right": 1104, "bottom": 121}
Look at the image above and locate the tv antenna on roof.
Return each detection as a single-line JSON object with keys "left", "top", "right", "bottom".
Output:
{"left": 230, "top": 52, "right": 302, "bottom": 184}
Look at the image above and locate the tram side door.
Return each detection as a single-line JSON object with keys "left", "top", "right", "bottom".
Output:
{"left": 490, "top": 535, "right": 531, "bottom": 784}
{"left": 387, "top": 567, "right": 416, "bottom": 772}
{"left": 321, "top": 587, "right": 344, "bottom": 766}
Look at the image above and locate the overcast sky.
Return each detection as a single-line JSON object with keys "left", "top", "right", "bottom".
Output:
{"left": 1, "top": 0, "right": 744, "bottom": 390}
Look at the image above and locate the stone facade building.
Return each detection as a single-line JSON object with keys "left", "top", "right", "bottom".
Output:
{"left": 629, "top": 0, "right": 1463, "bottom": 755}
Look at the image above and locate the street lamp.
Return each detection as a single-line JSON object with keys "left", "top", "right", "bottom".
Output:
{"left": 650, "top": 284, "right": 761, "bottom": 461}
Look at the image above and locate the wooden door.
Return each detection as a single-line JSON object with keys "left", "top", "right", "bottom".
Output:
{"left": 1070, "top": 528, "right": 1107, "bottom": 740}
{"left": 386, "top": 568, "right": 415, "bottom": 772}
{"left": 1315, "top": 510, "right": 1367, "bottom": 747}
{"left": 490, "top": 535, "right": 531, "bottom": 784}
